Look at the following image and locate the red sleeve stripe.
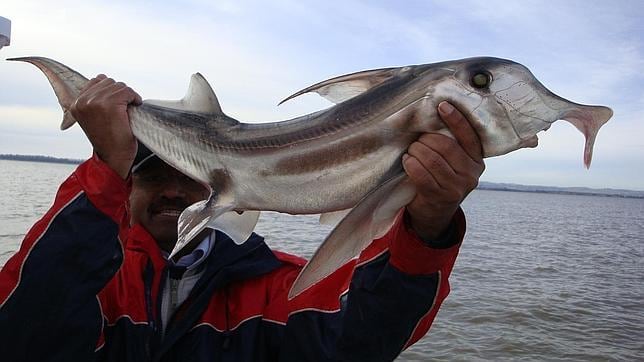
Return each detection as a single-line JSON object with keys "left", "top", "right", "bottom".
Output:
{"left": 193, "top": 308, "right": 346, "bottom": 334}
{"left": 355, "top": 248, "right": 388, "bottom": 268}
{"left": 191, "top": 314, "right": 263, "bottom": 333}
{"left": 95, "top": 295, "right": 105, "bottom": 352}
{"left": 105, "top": 314, "right": 150, "bottom": 327}
{"left": 260, "top": 317, "right": 287, "bottom": 327}
{"left": 287, "top": 305, "right": 343, "bottom": 318}
{"left": 191, "top": 322, "right": 224, "bottom": 333}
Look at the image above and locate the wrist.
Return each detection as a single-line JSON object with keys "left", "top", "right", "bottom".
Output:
{"left": 406, "top": 205, "right": 456, "bottom": 240}
{"left": 403, "top": 208, "right": 462, "bottom": 250}
{"left": 95, "top": 151, "right": 135, "bottom": 180}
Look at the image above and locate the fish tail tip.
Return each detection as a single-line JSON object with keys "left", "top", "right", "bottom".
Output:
{"left": 6, "top": 56, "right": 38, "bottom": 62}
{"left": 6, "top": 57, "right": 28, "bottom": 63}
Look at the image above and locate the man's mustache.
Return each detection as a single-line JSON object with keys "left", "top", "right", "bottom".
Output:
{"left": 149, "top": 198, "right": 191, "bottom": 213}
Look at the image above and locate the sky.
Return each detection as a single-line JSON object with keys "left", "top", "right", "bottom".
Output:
{"left": 1, "top": 0, "right": 643, "bottom": 190}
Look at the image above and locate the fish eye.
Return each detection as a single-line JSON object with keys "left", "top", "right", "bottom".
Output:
{"left": 470, "top": 71, "right": 491, "bottom": 89}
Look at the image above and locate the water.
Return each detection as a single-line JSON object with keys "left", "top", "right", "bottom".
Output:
{"left": 1, "top": 160, "right": 643, "bottom": 360}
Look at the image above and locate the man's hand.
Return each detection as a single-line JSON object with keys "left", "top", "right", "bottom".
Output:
{"left": 70, "top": 75, "right": 143, "bottom": 179}
{"left": 404, "top": 101, "right": 485, "bottom": 241}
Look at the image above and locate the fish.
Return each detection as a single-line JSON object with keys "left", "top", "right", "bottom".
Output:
{"left": 9, "top": 56, "right": 612, "bottom": 298}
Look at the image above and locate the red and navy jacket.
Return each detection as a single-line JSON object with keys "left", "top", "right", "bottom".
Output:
{"left": 0, "top": 156, "right": 465, "bottom": 362}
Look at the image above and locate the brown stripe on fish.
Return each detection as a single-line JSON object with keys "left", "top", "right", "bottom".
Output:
{"left": 271, "top": 134, "right": 387, "bottom": 175}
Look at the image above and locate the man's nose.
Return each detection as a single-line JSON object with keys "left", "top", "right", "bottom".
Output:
{"left": 159, "top": 174, "right": 187, "bottom": 198}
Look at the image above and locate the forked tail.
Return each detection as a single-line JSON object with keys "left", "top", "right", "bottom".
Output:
{"left": 8, "top": 56, "right": 89, "bottom": 129}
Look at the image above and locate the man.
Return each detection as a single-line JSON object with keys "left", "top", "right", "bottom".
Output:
{"left": 0, "top": 75, "right": 484, "bottom": 361}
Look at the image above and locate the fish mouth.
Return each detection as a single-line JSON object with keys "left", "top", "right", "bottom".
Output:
{"left": 519, "top": 135, "right": 539, "bottom": 149}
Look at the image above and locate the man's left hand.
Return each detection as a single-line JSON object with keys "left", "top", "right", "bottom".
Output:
{"left": 403, "top": 101, "right": 485, "bottom": 241}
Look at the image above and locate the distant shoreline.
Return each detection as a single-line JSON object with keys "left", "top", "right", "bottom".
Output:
{"left": 477, "top": 184, "right": 644, "bottom": 199}
{"left": 2, "top": 154, "right": 643, "bottom": 199}
{"left": 0, "top": 154, "right": 83, "bottom": 165}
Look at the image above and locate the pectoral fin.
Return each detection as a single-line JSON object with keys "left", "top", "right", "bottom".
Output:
{"left": 288, "top": 174, "right": 416, "bottom": 299}
{"left": 319, "top": 209, "right": 352, "bottom": 226}
{"left": 171, "top": 197, "right": 232, "bottom": 259}
{"left": 170, "top": 194, "right": 260, "bottom": 259}
{"left": 208, "top": 210, "right": 260, "bottom": 245}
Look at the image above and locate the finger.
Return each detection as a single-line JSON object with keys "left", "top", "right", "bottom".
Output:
{"left": 402, "top": 153, "right": 440, "bottom": 191}
{"left": 438, "top": 101, "right": 483, "bottom": 162}
{"left": 71, "top": 76, "right": 111, "bottom": 112}
{"left": 406, "top": 142, "right": 457, "bottom": 190}
{"left": 110, "top": 83, "right": 143, "bottom": 106}
{"left": 408, "top": 138, "right": 454, "bottom": 178}
{"left": 78, "top": 74, "right": 107, "bottom": 98}
{"left": 83, "top": 77, "right": 117, "bottom": 100}
{"left": 77, "top": 74, "right": 108, "bottom": 97}
{"left": 416, "top": 132, "right": 483, "bottom": 176}
{"left": 133, "top": 91, "right": 143, "bottom": 105}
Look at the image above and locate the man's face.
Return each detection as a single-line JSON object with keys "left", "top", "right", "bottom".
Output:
{"left": 130, "top": 158, "right": 209, "bottom": 252}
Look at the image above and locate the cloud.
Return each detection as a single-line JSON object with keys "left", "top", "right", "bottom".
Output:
{"left": 0, "top": 0, "right": 642, "bottom": 189}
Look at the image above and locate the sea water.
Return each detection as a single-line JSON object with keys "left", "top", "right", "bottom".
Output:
{"left": 1, "top": 160, "right": 642, "bottom": 360}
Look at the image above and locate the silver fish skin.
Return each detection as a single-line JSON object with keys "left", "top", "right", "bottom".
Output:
{"left": 9, "top": 56, "right": 612, "bottom": 298}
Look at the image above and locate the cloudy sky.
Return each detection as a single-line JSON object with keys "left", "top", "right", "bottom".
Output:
{"left": 1, "top": 0, "right": 642, "bottom": 190}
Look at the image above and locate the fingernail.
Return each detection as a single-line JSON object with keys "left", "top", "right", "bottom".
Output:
{"left": 402, "top": 153, "right": 409, "bottom": 162}
{"left": 439, "top": 101, "right": 454, "bottom": 114}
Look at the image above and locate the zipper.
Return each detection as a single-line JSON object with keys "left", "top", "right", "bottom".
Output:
{"left": 170, "top": 277, "right": 180, "bottom": 312}
{"left": 143, "top": 259, "right": 157, "bottom": 361}
{"left": 222, "top": 287, "right": 231, "bottom": 350}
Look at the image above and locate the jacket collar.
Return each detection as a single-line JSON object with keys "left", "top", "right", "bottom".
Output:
{"left": 126, "top": 226, "right": 283, "bottom": 359}
{"left": 126, "top": 224, "right": 282, "bottom": 283}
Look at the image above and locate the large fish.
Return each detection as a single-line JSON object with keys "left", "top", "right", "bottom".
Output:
{"left": 10, "top": 56, "right": 612, "bottom": 298}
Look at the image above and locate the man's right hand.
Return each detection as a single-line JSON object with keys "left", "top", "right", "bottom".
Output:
{"left": 70, "top": 75, "right": 143, "bottom": 179}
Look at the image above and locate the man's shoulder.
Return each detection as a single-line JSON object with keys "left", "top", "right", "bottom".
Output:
{"left": 271, "top": 249, "right": 307, "bottom": 268}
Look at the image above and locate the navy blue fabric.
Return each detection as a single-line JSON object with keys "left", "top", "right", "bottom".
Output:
{"left": 336, "top": 254, "right": 440, "bottom": 361}
{"left": 0, "top": 191, "right": 450, "bottom": 362}
{"left": 0, "top": 194, "right": 123, "bottom": 361}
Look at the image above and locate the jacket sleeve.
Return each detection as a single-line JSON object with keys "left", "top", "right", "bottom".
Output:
{"left": 0, "top": 155, "right": 130, "bottom": 361}
{"left": 276, "top": 208, "right": 465, "bottom": 362}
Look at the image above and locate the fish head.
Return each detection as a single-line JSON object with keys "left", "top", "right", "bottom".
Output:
{"left": 444, "top": 57, "right": 612, "bottom": 167}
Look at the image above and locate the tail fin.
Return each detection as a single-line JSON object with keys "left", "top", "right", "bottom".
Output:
{"left": 8, "top": 57, "right": 89, "bottom": 129}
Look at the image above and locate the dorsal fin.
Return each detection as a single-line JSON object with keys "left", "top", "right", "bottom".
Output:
{"left": 145, "top": 73, "right": 223, "bottom": 114}
{"left": 278, "top": 66, "right": 403, "bottom": 105}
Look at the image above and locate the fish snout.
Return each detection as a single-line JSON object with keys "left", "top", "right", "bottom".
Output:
{"left": 559, "top": 104, "right": 613, "bottom": 168}
{"left": 491, "top": 77, "right": 612, "bottom": 167}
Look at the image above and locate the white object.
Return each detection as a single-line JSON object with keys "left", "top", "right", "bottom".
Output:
{"left": 0, "top": 16, "right": 11, "bottom": 49}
